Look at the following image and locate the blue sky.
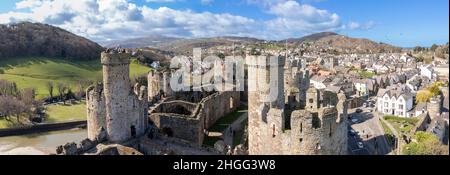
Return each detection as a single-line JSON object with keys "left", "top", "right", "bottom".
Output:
{"left": 0, "top": 0, "right": 448, "bottom": 47}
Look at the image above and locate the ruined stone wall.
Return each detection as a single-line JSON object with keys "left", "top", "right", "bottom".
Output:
{"left": 149, "top": 100, "right": 203, "bottom": 146}
{"left": 86, "top": 84, "right": 106, "bottom": 141}
{"left": 150, "top": 113, "right": 204, "bottom": 146}
{"left": 148, "top": 70, "right": 162, "bottom": 102}
{"left": 201, "top": 91, "right": 241, "bottom": 128}
{"left": 149, "top": 91, "right": 241, "bottom": 146}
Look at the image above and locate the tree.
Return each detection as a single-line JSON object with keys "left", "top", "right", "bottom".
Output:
{"left": 0, "top": 80, "right": 19, "bottom": 97}
{"left": 20, "top": 88, "right": 36, "bottom": 107}
{"left": 414, "top": 55, "right": 424, "bottom": 63}
{"left": 56, "top": 82, "right": 68, "bottom": 104}
{"left": 428, "top": 82, "right": 442, "bottom": 97}
{"left": 430, "top": 44, "right": 438, "bottom": 52}
{"left": 0, "top": 95, "right": 30, "bottom": 123}
{"left": 416, "top": 90, "right": 432, "bottom": 103}
{"left": 403, "top": 131, "right": 449, "bottom": 155}
{"left": 46, "top": 82, "right": 54, "bottom": 98}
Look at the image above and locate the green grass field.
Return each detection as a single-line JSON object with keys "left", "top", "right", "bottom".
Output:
{"left": 0, "top": 57, "right": 151, "bottom": 99}
{"left": 45, "top": 101, "right": 87, "bottom": 123}
{"left": 384, "top": 115, "right": 419, "bottom": 134}
{"left": 0, "top": 117, "right": 28, "bottom": 129}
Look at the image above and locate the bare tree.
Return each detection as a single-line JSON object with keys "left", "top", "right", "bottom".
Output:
{"left": 56, "top": 82, "right": 67, "bottom": 104}
{"left": 46, "top": 81, "right": 54, "bottom": 99}
{"left": 0, "top": 80, "right": 19, "bottom": 97}
{"left": 0, "top": 95, "right": 30, "bottom": 123}
{"left": 76, "top": 80, "right": 91, "bottom": 100}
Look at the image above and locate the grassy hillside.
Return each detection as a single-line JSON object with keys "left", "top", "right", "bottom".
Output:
{"left": 0, "top": 57, "right": 151, "bottom": 99}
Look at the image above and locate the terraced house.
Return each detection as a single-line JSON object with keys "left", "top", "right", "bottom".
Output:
{"left": 377, "top": 88, "right": 415, "bottom": 118}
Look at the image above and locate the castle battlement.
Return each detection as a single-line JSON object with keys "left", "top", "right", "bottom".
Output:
{"left": 246, "top": 55, "right": 286, "bottom": 67}
{"left": 101, "top": 49, "right": 131, "bottom": 65}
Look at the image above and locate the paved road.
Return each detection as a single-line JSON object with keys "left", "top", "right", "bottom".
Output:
{"left": 348, "top": 107, "right": 393, "bottom": 155}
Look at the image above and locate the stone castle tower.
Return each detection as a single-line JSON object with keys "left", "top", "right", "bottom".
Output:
{"left": 247, "top": 55, "right": 286, "bottom": 154}
{"left": 247, "top": 55, "right": 347, "bottom": 155}
{"left": 427, "top": 95, "right": 441, "bottom": 120}
{"left": 147, "top": 70, "right": 174, "bottom": 103}
{"left": 87, "top": 49, "right": 148, "bottom": 143}
{"left": 284, "top": 59, "right": 310, "bottom": 110}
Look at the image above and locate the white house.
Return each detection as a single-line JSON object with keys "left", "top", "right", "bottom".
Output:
{"left": 310, "top": 75, "right": 330, "bottom": 90}
{"left": 420, "top": 65, "right": 435, "bottom": 80}
{"left": 377, "top": 89, "right": 415, "bottom": 118}
{"left": 354, "top": 79, "right": 369, "bottom": 97}
{"left": 373, "top": 64, "right": 390, "bottom": 74}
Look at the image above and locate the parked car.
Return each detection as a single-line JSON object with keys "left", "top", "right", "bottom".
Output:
{"left": 356, "top": 108, "right": 363, "bottom": 113}
{"left": 357, "top": 142, "right": 364, "bottom": 149}
{"left": 350, "top": 129, "right": 358, "bottom": 136}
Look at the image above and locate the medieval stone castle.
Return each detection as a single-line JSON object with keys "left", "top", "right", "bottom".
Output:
{"left": 58, "top": 48, "right": 348, "bottom": 155}
{"left": 247, "top": 56, "right": 348, "bottom": 155}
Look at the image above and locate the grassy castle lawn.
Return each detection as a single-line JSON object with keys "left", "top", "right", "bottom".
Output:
{"left": 0, "top": 57, "right": 151, "bottom": 99}
{"left": 45, "top": 101, "right": 87, "bottom": 123}
{"left": 384, "top": 115, "right": 419, "bottom": 134}
{"left": 0, "top": 117, "right": 29, "bottom": 129}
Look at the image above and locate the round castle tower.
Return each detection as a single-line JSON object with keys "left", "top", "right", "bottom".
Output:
{"left": 246, "top": 55, "right": 285, "bottom": 155}
{"left": 101, "top": 49, "right": 148, "bottom": 143}
{"left": 427, "top": 95, "right": 441, "bottom": 120}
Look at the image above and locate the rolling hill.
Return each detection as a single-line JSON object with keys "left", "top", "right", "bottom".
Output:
{"left": 102, "top": 35, "right": 181, "bottom": 49}
{"left": 283, "top": 32, "right": 401, "bottom": 53}
{"left": 0, "top": 22, "right": 103, "bottom": 61}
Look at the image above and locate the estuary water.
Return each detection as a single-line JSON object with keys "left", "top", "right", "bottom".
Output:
{"left": 0, "top": 129, "right": 87, "bottom": 155}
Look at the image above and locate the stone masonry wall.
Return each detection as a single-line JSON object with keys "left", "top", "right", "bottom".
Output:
{"left": 86, "top": 83, "right": 106, "bottom": 141}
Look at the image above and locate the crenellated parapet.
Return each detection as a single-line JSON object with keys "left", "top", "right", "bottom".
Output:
{"left": 101, "top": 49, "right": 130, "bottom": 66}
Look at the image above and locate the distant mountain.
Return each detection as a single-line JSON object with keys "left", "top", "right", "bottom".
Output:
{"left": 216, "top": 36, "right": 264, "bottom": 43}
{"left": 311, "top": 34, "right": 401, "bottom": 53}
{"left": 282, "top": 32, "right": 401, "bottom": 53}
{"left": 102, "top": 35, "right": 182, "bottom": 48}
{"left": 102, "top": 35, "right": 264, "bottom": 54}
{"left": 284, "top": 32, "right": 338, "bottom": 43}
{"left": 0, "top": 22, "right": 103, "bottom": 60}
{"left": 104, "top": 31, "right": 401, "bottom": 55}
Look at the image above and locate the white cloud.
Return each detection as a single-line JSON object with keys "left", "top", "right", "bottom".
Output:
{"left": 0, "top": 0, "right": 374, "bottom": 42}
{"left": 261, "top": 0, "right": 342, "bottom": 39}
{"left": 145, "top": 0, "right": 177, "bottom": 2}
{"left": 346, "top": 21, "right": 375, "bottom": 30}
{"left": 200, "top": 0, "right": 214, "bottom": 5}
{"left": 0, "top": 0, "right": 256, "bottom": 42}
